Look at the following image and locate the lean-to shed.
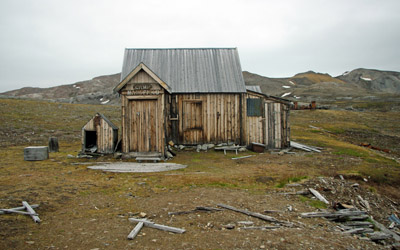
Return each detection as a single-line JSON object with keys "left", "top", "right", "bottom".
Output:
{"left": 114, "top": 48, "right": 291, "bottom": 158}
{"left": 82, "top": 113, "right": 118, "bottom": 154}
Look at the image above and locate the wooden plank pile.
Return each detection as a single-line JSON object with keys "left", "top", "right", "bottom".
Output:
{"left": 0, "top": 201, "right": 40, "bottom": 223}
{"left": 301, "top": 209, "right": 395, "bottom": 241}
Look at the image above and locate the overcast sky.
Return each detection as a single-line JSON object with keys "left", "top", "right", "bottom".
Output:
{"left": 1, "top": 0, "right": 400, "bottom": 92}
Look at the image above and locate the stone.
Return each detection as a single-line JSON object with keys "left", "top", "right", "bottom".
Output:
{"left": 238, "top": 147, "right": 247, "bottom": 152}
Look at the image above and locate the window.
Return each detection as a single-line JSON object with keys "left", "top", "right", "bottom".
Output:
{"left": 247, "top": 98, "right": 262, "bottom": 116}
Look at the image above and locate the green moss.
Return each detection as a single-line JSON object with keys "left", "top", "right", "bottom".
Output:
{"left": 299, "top": 195, "right": 327, "bottom": 209}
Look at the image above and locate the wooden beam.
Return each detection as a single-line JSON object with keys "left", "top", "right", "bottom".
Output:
{"left": 0, "top": 204, "right": 39, "bottom": 215}
{"left": 217, "top": 204, "right": 293, "bottom": 227}
{"left": 309, "top": 188, "right": 329, "bottom": 204}
{"left": 0, "top": 209, "right": 38, "bottom": 216}
{"left": 128, "top": 218, "right": 185, "bottom": 234}
{"left": 127, "top": 221, "right": 144, "bottom": 240}
{"left": 22, "top": 201, "right": 41, "bottom": 223}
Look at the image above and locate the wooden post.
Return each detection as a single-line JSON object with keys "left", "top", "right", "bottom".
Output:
{"left": 48, "top": 137, "right": 59, "bottom": 152}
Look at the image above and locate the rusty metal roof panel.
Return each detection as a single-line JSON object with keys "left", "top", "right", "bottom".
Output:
{"left": 120, "top": 48, "right": 246, "bottom": 93}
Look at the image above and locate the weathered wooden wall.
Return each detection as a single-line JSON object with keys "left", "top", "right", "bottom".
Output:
{"left": 82, "top": 114, "right": 118, "bottom": 154}
{"left": 264, "top": 101, "right": 290, "bottom": 149}
{"left": 244, "top": 92, "right": 264, "bottom": 145}
{"left": 170, "top": 94, "right": 241, "bottom": 145}
{"left": 120, "top": 70, "right": 166, "bottom": 155}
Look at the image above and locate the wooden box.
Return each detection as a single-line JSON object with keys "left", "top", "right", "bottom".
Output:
{"left": 24, "top": 146, "right": 49, "bottom": 161}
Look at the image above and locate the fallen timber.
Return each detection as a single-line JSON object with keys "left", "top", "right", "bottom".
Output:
{"left": 309, "top": 188, "right": 329, "bottom": 204}
{"left": 168, "top": 206, "right": 223, "bottom": 216}
{"left": 217, "top": 204, "right": 294, "bottom": 227}
{"left": 300, "top": 209, "right": 367, "bottom": 219}
{"left": 128, "top": 218, "right": 186, "bottom": 241}
{"left": 0, "top": 204, "right": 39, "bottom": 215}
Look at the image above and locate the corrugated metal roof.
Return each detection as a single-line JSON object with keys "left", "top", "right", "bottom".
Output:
{"left": 120, "top": 48, "right": 246, "bottom": 93}
{"left": 246, "top": 85, "right": 262, "bottom": 93}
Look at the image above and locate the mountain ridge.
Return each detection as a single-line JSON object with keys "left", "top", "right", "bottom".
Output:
{"left": 1, "top": 68, "right": 399, "bottom": 105}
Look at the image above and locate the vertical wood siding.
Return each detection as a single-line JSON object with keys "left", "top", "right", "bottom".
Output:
{"left": 175, "top": 94, "right": 241, "bottom": 144}
{"left": 244, "top": 93, "right": 264, "bottom": 144}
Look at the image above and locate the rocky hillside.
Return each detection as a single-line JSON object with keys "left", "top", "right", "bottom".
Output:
{"left": 244, "top": 69, "right": 400, "bottom": 103}
{"left": 337, "top": 68, "right": 400, "bottom": 93}
{"left": 1, "top": 73, "right": 121, "bottom": 105}
{"left": 1, "top": 68, "right": 399, "bottom": 105}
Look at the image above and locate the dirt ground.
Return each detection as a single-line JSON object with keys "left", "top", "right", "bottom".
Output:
{"left": 0, "top": 146, "right": 399, "bottom": 250}
{"left": 1, "top": 99, "right": 400, "bottom": 249}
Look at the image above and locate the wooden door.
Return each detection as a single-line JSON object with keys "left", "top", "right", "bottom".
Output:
{"left": 265, "top": 102, "right": 282, "bottom": 148}
{"left": 183, "top": 101, "right": 203, "bottom": 144}
{"left": 130, "top": 99, "right": 158, "bottom": 152}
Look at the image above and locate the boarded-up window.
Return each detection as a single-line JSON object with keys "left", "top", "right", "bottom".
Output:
{"left": 247, "top": 98, "right": 262, "bottom": 116}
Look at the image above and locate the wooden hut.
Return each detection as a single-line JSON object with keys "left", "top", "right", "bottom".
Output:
{"left": 114, "top": 48, "right": 291, "bottom": 159}
{"left": 82, "top": 113, "right": 118, "bottom": 154}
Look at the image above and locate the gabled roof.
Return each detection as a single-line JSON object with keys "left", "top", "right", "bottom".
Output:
{"left": 114, "top": 62, "right": 171, "bottom": 93}
{"left": 96, "top": 113, "right": 118, "bottom": 130}
{"left": 119, "top": 48, "right": 246, "bottom": 93}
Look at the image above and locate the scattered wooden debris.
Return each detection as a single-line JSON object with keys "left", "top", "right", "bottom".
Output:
{"left": 357, "top": 195, "right": 371, "bottom": 211}
{"left": 309, "top": 188, "right": 329, "bottom": 204}
{"left": 300, "top": 209, "right": 367, "bottom": 220}
{"left": 217, "top": 204, "right": 293, "bottom": 227}
{"left": 128, "top": 218, "right": 185, "bottom": 240}
{"left": 1, "top": 202, "right": 40, "bottom": 223}
{"left": 290, "top": 141, "right": 321, "bottom": 153}
{"left": 168, "top": 206, "right": 223, "bottom": 216}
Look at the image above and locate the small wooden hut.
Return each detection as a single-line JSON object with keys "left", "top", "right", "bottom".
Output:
{"left": 114, "top": 48, "right": 291, "bottom": 158}
{"left": 82, "top": 113, "right": 118, "bottom": 154}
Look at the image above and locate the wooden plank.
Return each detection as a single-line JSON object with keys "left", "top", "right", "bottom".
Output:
{"left": 129, "top": 218, "right": 186, "bottom": 233}
{"left": 309, "top": 188, "right": 329, "bottom": 204}
{"left": 0, "top": 209, "right": 38, "bottom": 216}
{"left": 232, "top": 155, "right": 254, "bottom": 160}
{"left": 300, "top": 210, "right": 367, "bottom": 218}
{"left": 370, "top": 218, "right": 400, "bottom": 242}
{"left": 127, "top": 221, "right": 144, "bottom": 240}
{"left": 217, "top": 204, "right": 293, "bottom": 227}
{"left": 22, "top": 201, "right": 41, "bottom": 223}
{"left": 0, "top": 204, "right": 39, "bottom": 215}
